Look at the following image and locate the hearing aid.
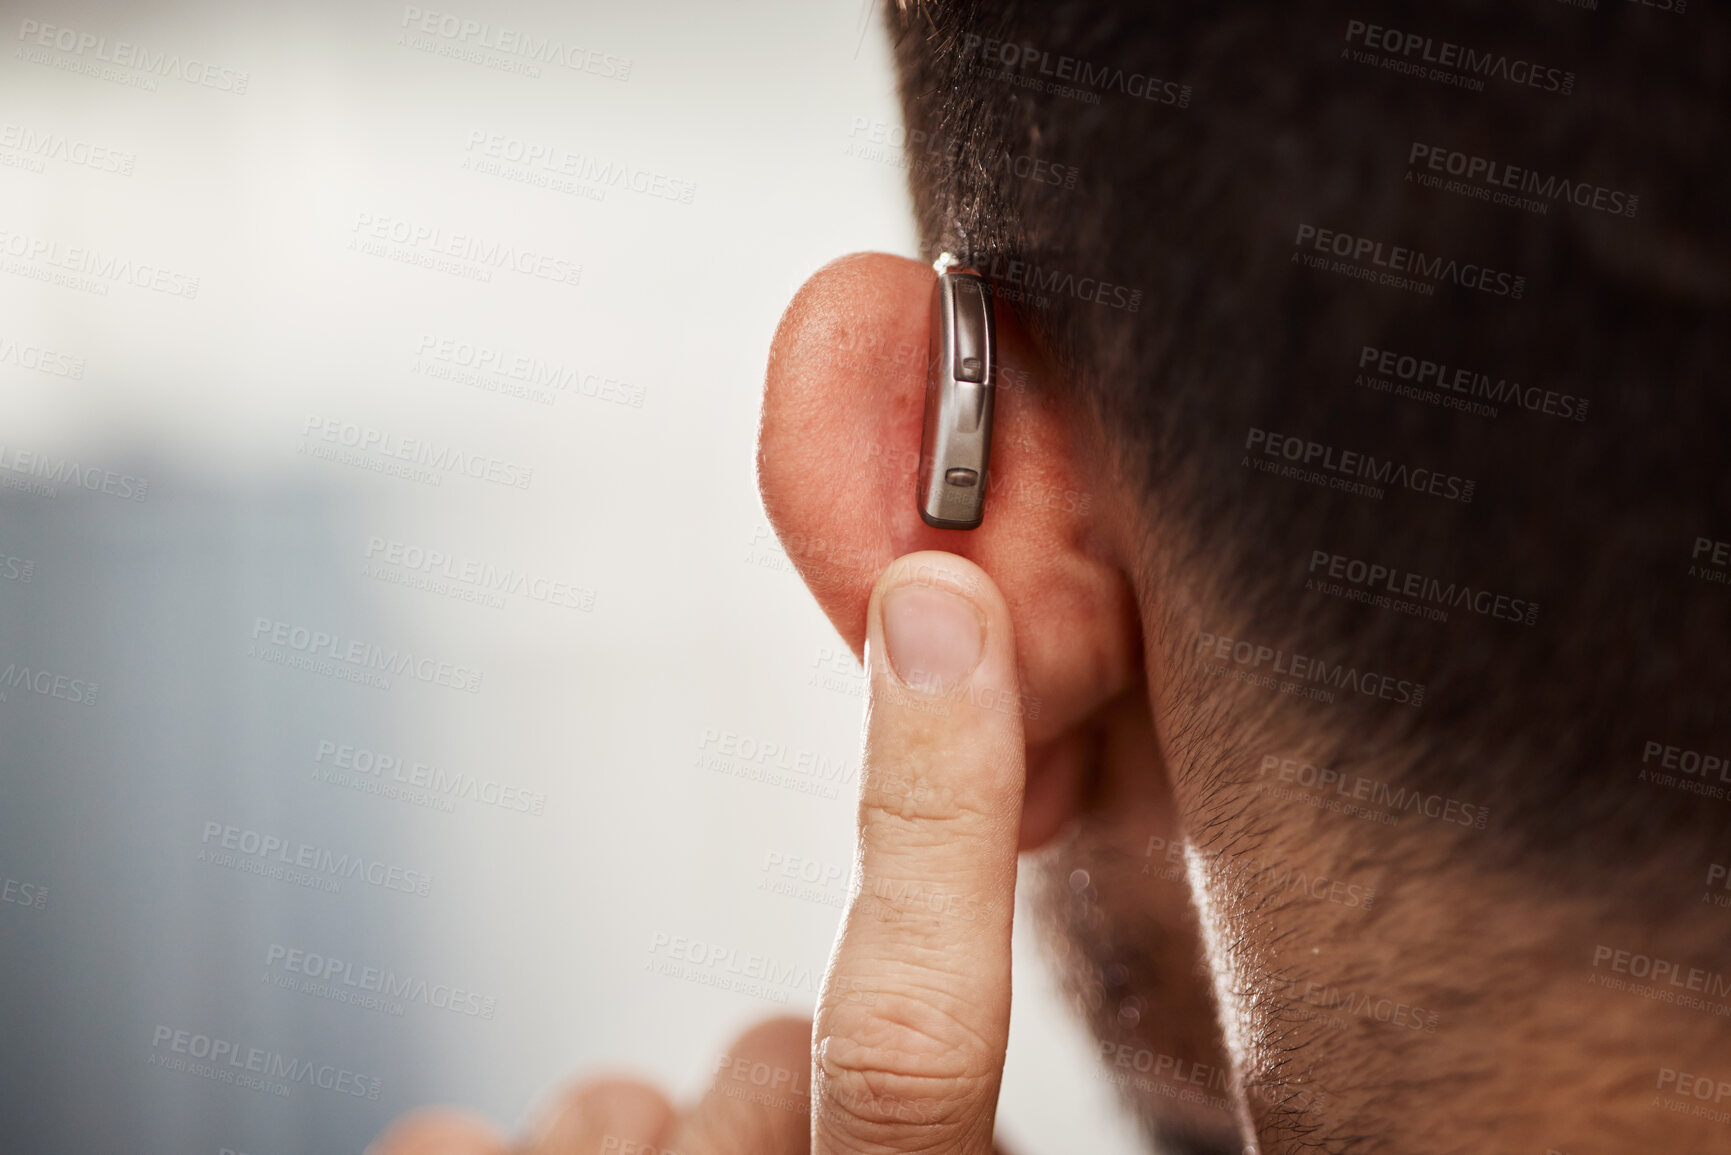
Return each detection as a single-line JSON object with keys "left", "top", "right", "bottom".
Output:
{"left": 917, "top": 253, "right": 997, "bottom": 529}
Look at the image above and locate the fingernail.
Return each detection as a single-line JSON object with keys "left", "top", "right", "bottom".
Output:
{"left": 882, "top": 583, "right": 984, "bottom": 694}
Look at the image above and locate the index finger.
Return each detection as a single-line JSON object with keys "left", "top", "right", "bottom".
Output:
{"left": 812, "top": 551, "right": 1026, "bottom": 1155}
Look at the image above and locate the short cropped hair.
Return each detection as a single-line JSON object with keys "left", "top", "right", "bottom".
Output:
{"left": 888, "top": 0, "right": 1731, "bottom": 882}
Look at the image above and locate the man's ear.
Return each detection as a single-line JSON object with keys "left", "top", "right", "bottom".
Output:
{"left": 757, "top": 251, "right": 1144, "bottom": 849}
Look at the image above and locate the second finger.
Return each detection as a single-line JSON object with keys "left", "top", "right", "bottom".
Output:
{"left": 662, "top": 1016, "right": 812, "bottom": 1155}
{"left": 520, "top": 1077, "right": 675, "bottom": 1155}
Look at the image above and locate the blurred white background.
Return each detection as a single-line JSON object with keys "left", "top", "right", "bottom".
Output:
{"left": 0, "top": 2, "right": 1144, "bottom": 1152}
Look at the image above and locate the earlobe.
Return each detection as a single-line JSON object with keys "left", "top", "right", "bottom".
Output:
{"left": 758, "top": 251, "right": 1144, "bottom": 848}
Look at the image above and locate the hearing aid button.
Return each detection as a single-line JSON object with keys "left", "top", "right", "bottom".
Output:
{"left": 945, "top": 468, "right": 979, "bottom": 487}
{"left": 952, "top": 279, "right": 988, "bottom": 384}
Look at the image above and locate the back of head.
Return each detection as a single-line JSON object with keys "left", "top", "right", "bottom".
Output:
{"left": 889, "top": 2, "right": 1731, "bottom": 1149}
{"left": 890, "top": 0, "right": 1730, "bottom": 892}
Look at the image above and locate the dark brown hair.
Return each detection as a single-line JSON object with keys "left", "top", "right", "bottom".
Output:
{"left": 888, "top": 0, "right": 1731, "bottom": 879}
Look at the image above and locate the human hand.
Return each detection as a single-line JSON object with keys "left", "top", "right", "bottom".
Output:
{"left": 371, "top": 550, "right": 1025, "bottom": 1155}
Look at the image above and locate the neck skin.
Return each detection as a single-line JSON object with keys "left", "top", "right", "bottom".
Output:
{"left": 1040, "top": 449, "right": 1731, "bottom": 1153}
